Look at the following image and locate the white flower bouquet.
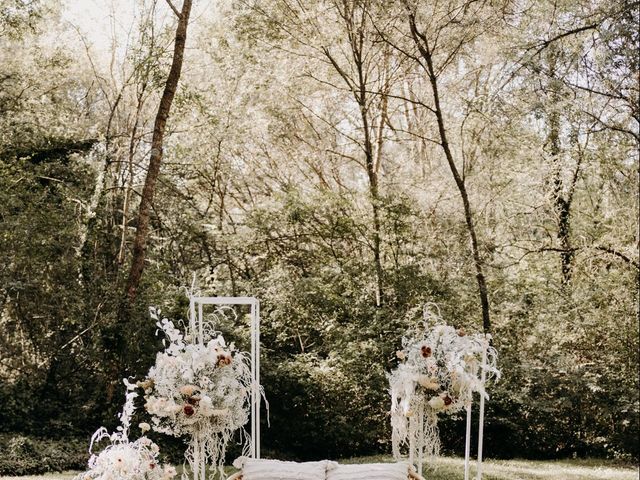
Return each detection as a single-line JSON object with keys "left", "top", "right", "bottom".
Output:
{"left": 76, "top": 381, "right": 176, "bottom": 480}
{"left": 140, "top": 310, "right": 253, "bottom": 475}
{"left": 389, "top": 308, "right": 500, "bottom": 459}
{"left": 78, "top": 437, "right": 176, "bottom": 480}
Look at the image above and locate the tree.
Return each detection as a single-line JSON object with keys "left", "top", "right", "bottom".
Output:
{"left": 125, "top": 0, "right": 193, "bottom": 305}
{"left": 387, "top": 0, "right": 502, "bottom": 332}
{"left": 0, "top": 0, "right": 44, "bottom": 39}
{"left": 320, "top": 0, "right": 391, "bottom": 306}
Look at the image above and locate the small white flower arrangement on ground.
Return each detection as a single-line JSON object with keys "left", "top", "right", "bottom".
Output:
{"left": 76, "top": 381, "right": 176, "bottom": 480}
{"left": 140, "top": 309, "right": 253, "bottom": 475}
{"left": 389, "top": 305, "right": 500, "bottom": 459}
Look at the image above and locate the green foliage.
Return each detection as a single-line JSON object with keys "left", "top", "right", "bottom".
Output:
{"left": 0, "top": 435, "right": 88, "bottom": 475}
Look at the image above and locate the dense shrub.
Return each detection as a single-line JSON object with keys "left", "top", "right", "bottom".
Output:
{"left": 0, "top": 434, "right": 88, "bottom": 475}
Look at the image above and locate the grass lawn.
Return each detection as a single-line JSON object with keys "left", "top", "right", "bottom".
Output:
{"left": 0, "top": 456, "right": 637, "bottom": 480}
{"left": 344, "top": 455, "right": 640, "bottom": 480}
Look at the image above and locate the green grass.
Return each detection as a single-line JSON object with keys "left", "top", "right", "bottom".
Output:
{"left": 1, "top": 456, "right": 637, "bottom": 480}
{"left": 342, "top": 455, "right": 639, "bottom": 480}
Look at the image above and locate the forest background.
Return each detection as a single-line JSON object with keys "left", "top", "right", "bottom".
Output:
{"left": 0, "top": 0, "right": 638, "bottom": 474}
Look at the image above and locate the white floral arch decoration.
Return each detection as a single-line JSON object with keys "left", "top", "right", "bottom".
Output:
{"left": 389, "top": 304, "right": 500, "bottom": 480}
{"left": 142, "top": 295, "right": 262, "bottom": 480}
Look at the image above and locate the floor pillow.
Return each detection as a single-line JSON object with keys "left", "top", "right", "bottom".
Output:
{"left": 326, "top": 462, "right": 410, "bottom": 480}
{"left": 237, "top": 458, "right": 337, "bottom": 480}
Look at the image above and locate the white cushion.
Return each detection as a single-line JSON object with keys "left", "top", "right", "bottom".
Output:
{"left": 326, "top": 462, "right": 410, "bottom": 480}
{"left": 240, "top": 458, "right": 335, "bottom": 480}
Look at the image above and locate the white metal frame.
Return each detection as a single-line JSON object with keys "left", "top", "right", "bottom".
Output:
{"left": 189, "top": 296, "right": 262, "bottom": 459}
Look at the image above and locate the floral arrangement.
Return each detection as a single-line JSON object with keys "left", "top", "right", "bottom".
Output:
{"left": 76, "top": 380, "right": 177, "bottom": 480}
{"left": 139, "top": 308, "right": 253, "bottom": 476}
{"left": 389, "top": 306, "right": 500, "bottom": 460}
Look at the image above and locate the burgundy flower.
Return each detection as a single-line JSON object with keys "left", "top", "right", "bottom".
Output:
{"left": 217, "top": 353, "right": 232, "bottom": 366}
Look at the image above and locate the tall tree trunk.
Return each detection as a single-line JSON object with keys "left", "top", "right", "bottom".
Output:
{"left": 366, "top": 122, "right": 384, "bottom": 308}
{"left": 323, "top": 2, "right": 385, "bottom": 307}
{"left": 125, "top": 0, "right": 193, "bottom": 306}
{"left": 354, "top": 3, "right": 384, "bottom": 307}
{"left": 372, "top": 48, "right": 391, "bottom": 306}
{"left": 358, "top": 66, "right": 384, "bottom": 307}
{"left": 547, "top": 55, "right": 574, "bottom": 285}
{"left": 550, "top": 124, "right": 574, "bottom": 285}
{"left": 118, "top": 85, "right": 146, "bottom": 265}
{"left": 407, "top": 11, "right": 491, "bottom": 333}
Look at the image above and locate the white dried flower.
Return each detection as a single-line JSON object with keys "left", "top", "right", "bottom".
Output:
{"left": 162, "top": 465, "right": 177, "bottom": 479}
{"left": 428, "top": 396, "right": 445, "bottom": 410}
{"left": 140, "top": 316, "right": 254, "bottom": 476}
{"left": 417, "top": 375, "right": 440, "bottom": 390}
{"left": 179, "top": 384, "right": 198, "bottom": 397}
{"left": 199, "top": 395, "right": 214, "bottom": 417}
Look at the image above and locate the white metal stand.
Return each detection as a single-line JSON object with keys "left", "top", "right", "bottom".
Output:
{"left": 475, "top": 344, "right": 488, "bottom": 480}
{"left": 461, "top": 337, "right": 490, "bottom": 480}
{"left": 417, "top": 403, "right": 424, "bottom": 475}
{"left": 188, "top": 296, "right": 262, "bottom": 472}
{"left": 464, "top": 402, "right": 472, "bottom": 480}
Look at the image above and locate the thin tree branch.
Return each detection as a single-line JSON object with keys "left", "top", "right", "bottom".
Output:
{"left": 533, "top": 246, "right": 639, "bottom": 270}
{"left": 164, "top": 0, "right": 182, "bottom": 18}
{"left": 528, "top": 23, "right": 599, "bottom": 57}
{"left": 594, "top": 246, "right": 640, "bottom": 269}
